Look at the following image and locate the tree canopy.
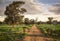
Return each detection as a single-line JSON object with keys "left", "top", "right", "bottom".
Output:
{"left": 4, "top": 1, "right": 27, "bottom": 26}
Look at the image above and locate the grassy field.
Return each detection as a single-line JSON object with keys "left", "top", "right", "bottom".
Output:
{"left": 37, "top": 24, "right": 60, "bottom": 30}
{"left": 0, "top": 24, "right": 60, "bottom": 32}
{"left": 0, "top": 24, "right": 33, "bottom": 41}
{"left": 0, "top": 24, "right": 33, "bottom": 33}
{"left": 0, "top": 24, "right": 60, "bottom": 34}
{"left": 37, "top": 24, "right": 60, "bottom": 40}
{"left": 0, "top": 24, "right": 60, "bottom": 41}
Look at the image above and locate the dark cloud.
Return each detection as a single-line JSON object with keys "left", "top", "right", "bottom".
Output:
{"left": 0, "top": 8, "right": 4, "bottom": 16}
{"left": 0, "top": 0, "right": 46, "bottom": 16}
{"left": 49, "top": 3, "right": 60, "bottom": 14}
{"left": 38, "top": 0, "right": 60, "bottom": 4}
{"left": 0, "top": 0, "right": 12, "bottom": 16}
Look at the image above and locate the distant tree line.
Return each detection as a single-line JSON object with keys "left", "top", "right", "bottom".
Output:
{"left": 0, "top": 17, "right": 60, "bottom": 25}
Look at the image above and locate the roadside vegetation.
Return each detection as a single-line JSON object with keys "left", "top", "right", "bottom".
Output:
{"left": 37, "top": 24, "right": 60, "bottom": 40}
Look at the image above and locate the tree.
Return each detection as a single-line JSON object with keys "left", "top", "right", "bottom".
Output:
{"left": 47, "top": 17, "right": 53, "bottom": 24}
{"left": 24, "top": 18, "right": 30, "bottom": 25}
{"left": 30, "top": 19, "right": 35, "bottom": 24}
{"left": 4, "top": 1, "right": 27, "bottom": 27}
{"left": 16, "top": 15, "right": 24, "bottom": 24}
{"left": 53, "top": 20, "right": 57, "bottom": 24}
{"left": 0, "top": 21, "right": 3, "bottom": 24}
{"left": 37, "top": 21, "right": 41, "bottom": 25}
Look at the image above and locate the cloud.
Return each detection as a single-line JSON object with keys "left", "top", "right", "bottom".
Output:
{"left": 0, "top": 0, "right": 12, "bottom": 16}
{"left": 0, "top": 8, "right": 4, "bottom": 16}
{"left": 38, "top": 0, "right": 60, "bottom": 4}
{"left": 16, "top": 0, "right": 47, "bottom": 14}
{"left": 0, "top": 0, "right": 48, "bottom": 16}
{"left": 0, "top": 0, "right": 60, "bottom": 15}
{"left": 0, "top": 0, "right": 60, "bottom": 21}
{"left": 48, "top": 3, "right": 60, "bottom": 14}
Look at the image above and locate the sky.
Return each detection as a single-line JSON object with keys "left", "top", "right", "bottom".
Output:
{"left": 0, "top": 0, "right": 60, "bottom": 22}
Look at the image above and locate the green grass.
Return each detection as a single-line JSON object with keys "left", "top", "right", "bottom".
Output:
{"left": 0, "top": 24, "right": 33, "bottom": 41}
{"left": 37, "top": 24, "right": 60, "bottom": 30}
{"left": 37, "top": 24, "right": 60, "bottom": 40}
{"left": 0, "top": 24, "right": 60, "bottom": 41}
{"left": 0, "top": 24, "right": 33, "bottom": 32}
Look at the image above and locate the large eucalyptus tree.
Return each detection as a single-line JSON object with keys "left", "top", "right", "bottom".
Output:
{"left": 4, "top": 1, "right": 27, "bottom": 27}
